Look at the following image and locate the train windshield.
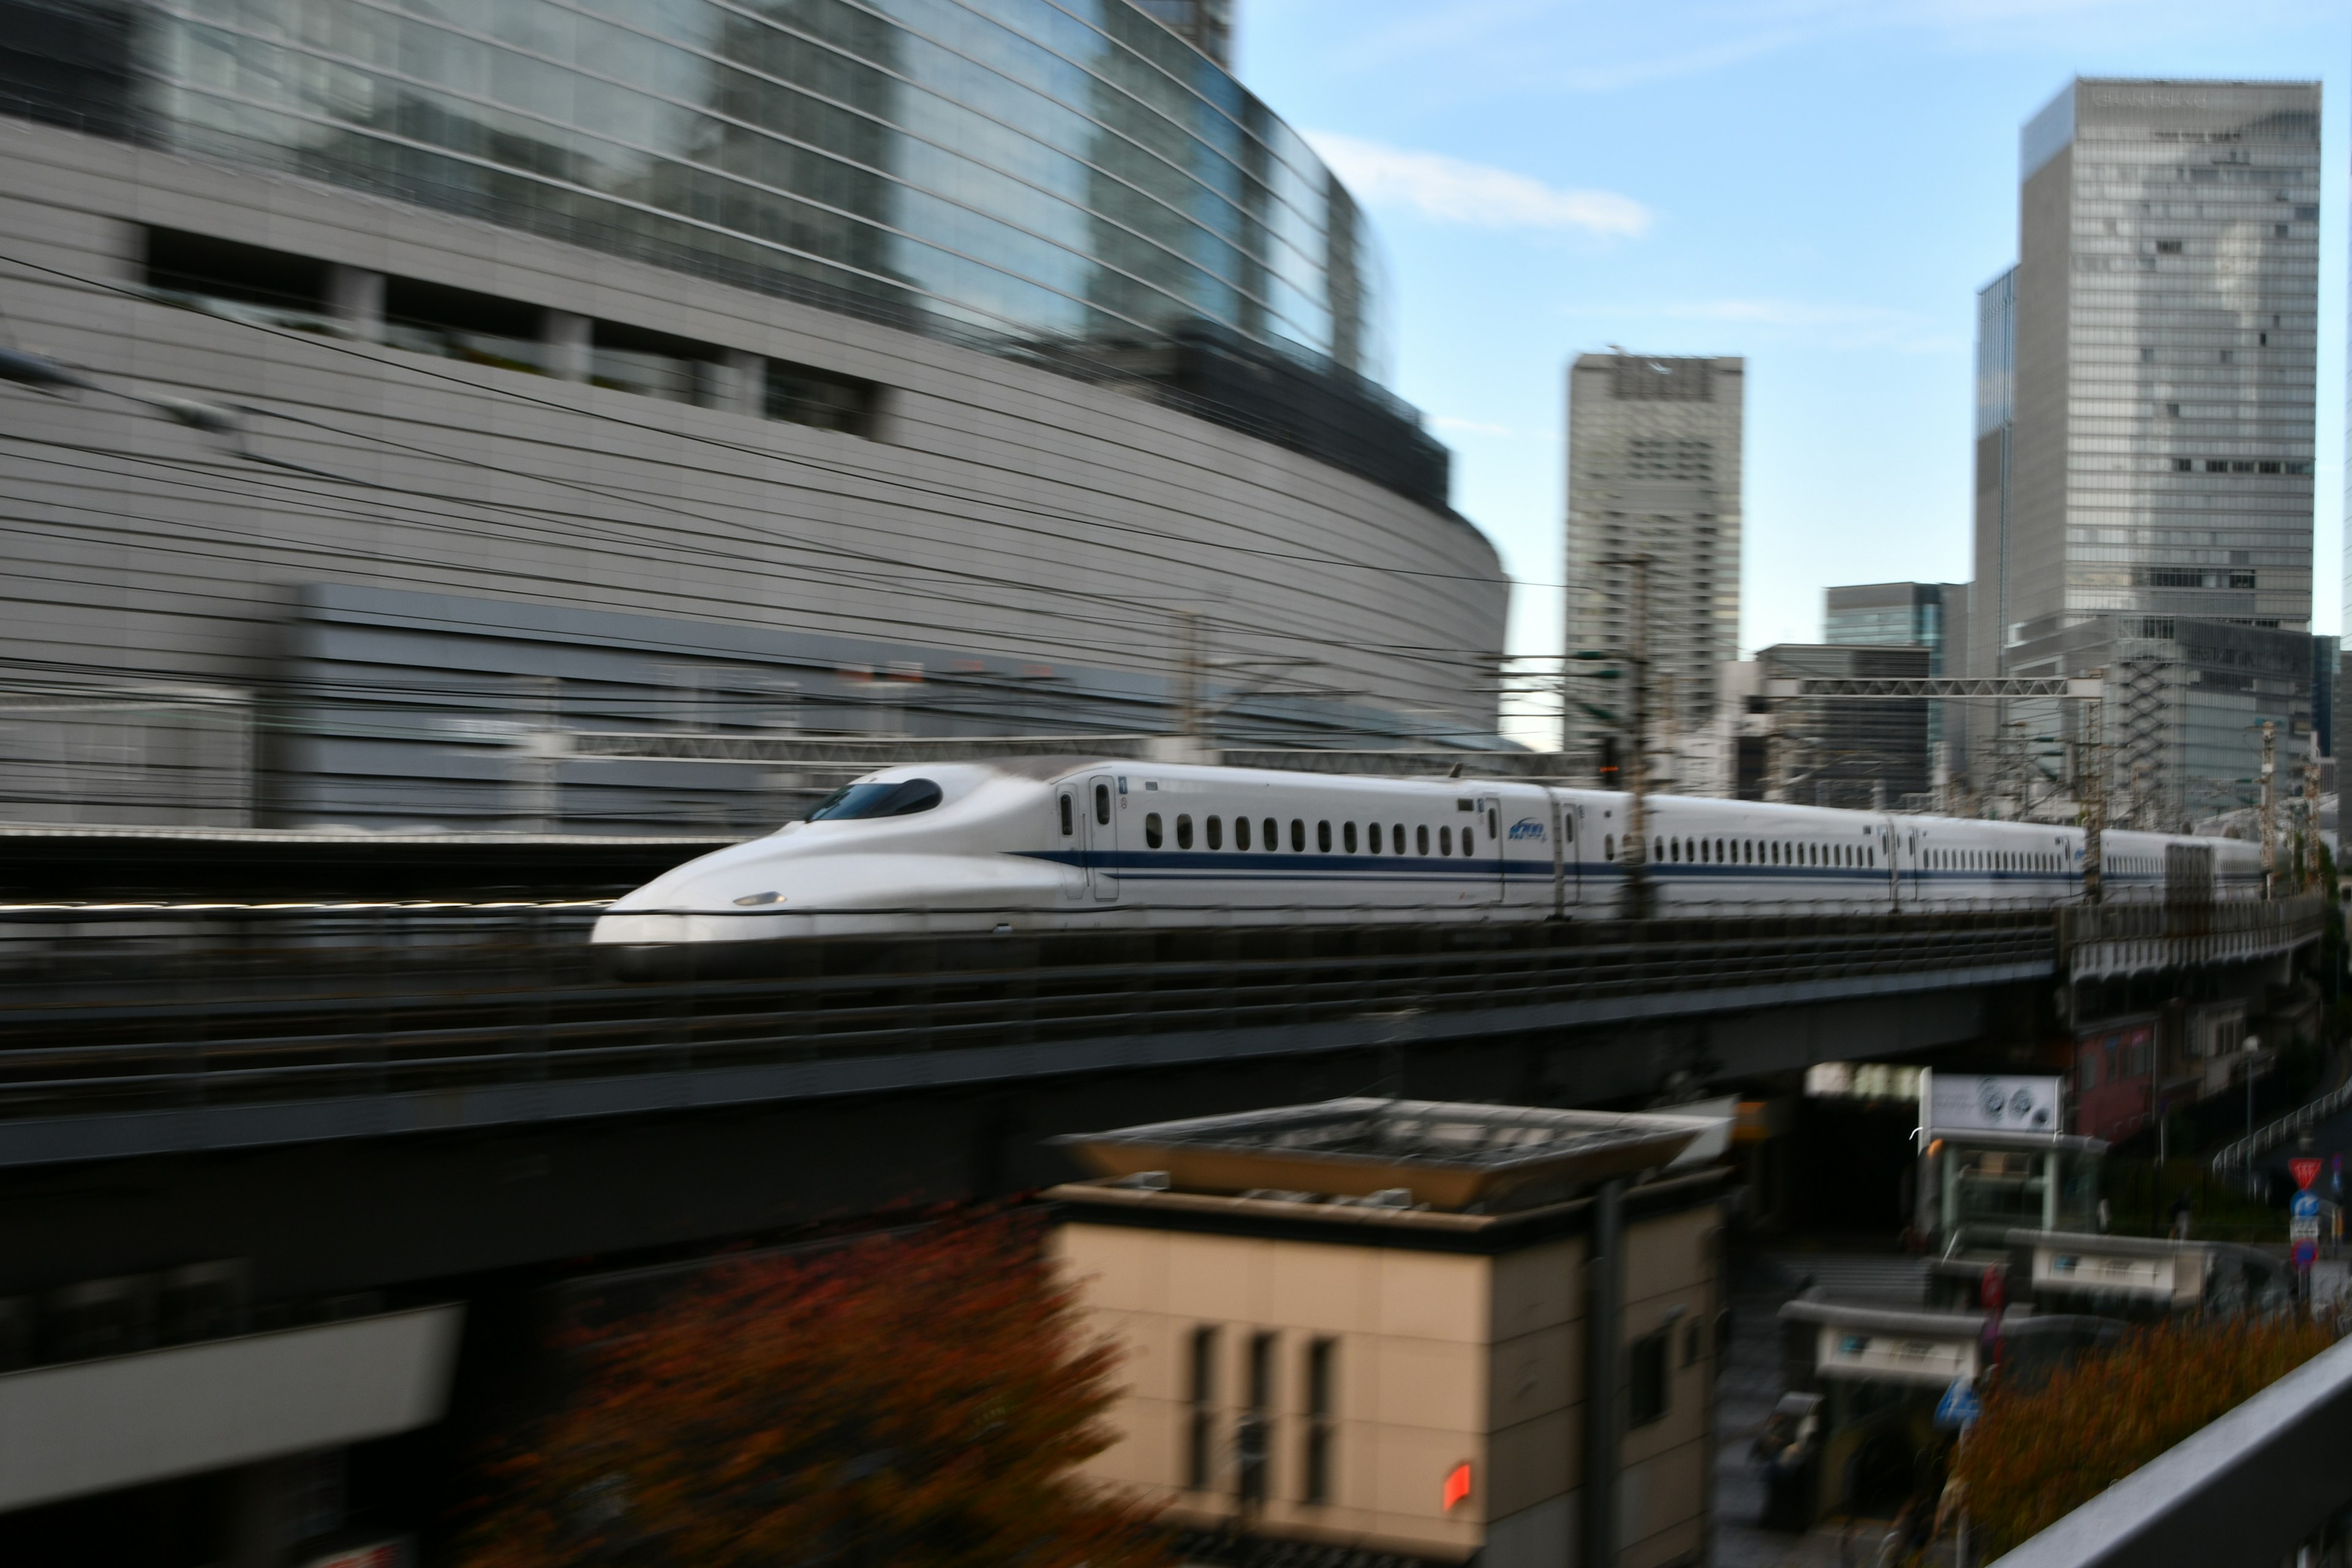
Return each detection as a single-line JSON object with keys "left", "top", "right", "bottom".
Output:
{"left": 806, "top": 778, "right": 944, "bottom": 821}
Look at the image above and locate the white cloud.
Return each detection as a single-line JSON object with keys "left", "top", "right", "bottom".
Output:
{"left": 1305, "top": 132, "right": 1654, "bottom": 238}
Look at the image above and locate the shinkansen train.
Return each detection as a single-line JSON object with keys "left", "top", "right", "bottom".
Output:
{"left": 589, "top": 757, "right": 2264, "bottom": 968}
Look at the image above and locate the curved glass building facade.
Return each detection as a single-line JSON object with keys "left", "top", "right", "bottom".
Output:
{"left": 137, "top": 0, "right": 1390, "bottom": 380}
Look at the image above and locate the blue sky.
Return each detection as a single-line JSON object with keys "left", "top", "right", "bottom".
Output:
{"left": 1236, "top": 0, "right": 2348, "bottom": 745}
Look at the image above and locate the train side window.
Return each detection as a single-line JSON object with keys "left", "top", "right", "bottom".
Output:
{"left": 1418, "top": 825, "right": 1430, "bottom": 856}
{"left": 1440, "top": 826, "right": 1453, "bottom": 855}
{"left": 1317, "top": 821, "right": 1333, "bottom": 853}
{"left": 1367, "top": 823, "right": 1382, "bottom": 854}
{"left": 1343, "top": 822, "right": 1357, "bottom": 854}
{"left": 1177, "top": 814, "right": 1194, "bottom": 850}
{"left": 1095, "top": 784, "right": 1111, "bottom": 826}
{"left": 1059, "top": 794, "right": 1074, "bottom": 836}
{"left": 1145, "top": 812, "right": 1164, "bottom": 849}
{"left": 1604, "top": 834, "right": 1615, "bottom": 860}
{"left": 1206, "top": 815, "right": 1223, "bottom": 851}
{"left": 1461, "top": 824, "right": 1474, "bottom": 855}
{"left": 1488, "top": 807, "right": 1498, "bottom": 840}
{"left": 1265, "top": 818, "right": 1278, "bottom": 850}
{"left": 1291, "top": 820, "right": 1305, "bottom": 852}
{"left": 1236, "top": 816, "right": 1251, "bottom": 851}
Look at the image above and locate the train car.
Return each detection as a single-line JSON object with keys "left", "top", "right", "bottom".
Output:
{"left": 588, "top": 757, "right": 2265, "bottom": 970}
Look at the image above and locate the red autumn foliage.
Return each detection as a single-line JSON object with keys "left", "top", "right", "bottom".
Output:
{"left": 1953, "top": 1314, "right": 2341, "bottom": 1556}
{"left": 461, "top": 1210, "right": 1170, "bottom": 1568}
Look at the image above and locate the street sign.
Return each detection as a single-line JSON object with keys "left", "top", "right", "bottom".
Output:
{"left": 2294, "top": 1239, "right": 2318, "bottom": 1271}
{"left": 2293, "top": 1158, "right": 2323, "bottom": 1190}
{"left": 2291, "top": 1218, "right": 2321, "bottom": 1241}
{"left": 2293, "top": 1191, "right": 2323, "bottom": 1221}
{"left": 1934, "top": 1377, "right": 1981, "bottom": 1430}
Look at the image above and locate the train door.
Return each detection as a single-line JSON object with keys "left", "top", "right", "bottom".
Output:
{"left": 1084, "top": 774, "right": 1120, "bottom": 900}
{"left": 1478, "top": 794, "right": 1506, "bottom": 902}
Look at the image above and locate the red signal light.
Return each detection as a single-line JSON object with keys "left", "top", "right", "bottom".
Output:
{"left": 1442, "top": 1461, "right": 1472, "bottom": 1512}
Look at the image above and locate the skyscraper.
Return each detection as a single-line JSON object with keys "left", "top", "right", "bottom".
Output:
{"left": 1563, "top": 353, "right": 1744, "bottom": 778}
{"left": 1969, "top": 78, "right": 2321, "bottom": 816}
{"left": 1826, "top": 582, "right": 1970, "bottom": 782}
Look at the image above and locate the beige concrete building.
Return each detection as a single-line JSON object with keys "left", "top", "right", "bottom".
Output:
{"left": 1563, "top": 354, "right": 1745, "bottom": 780}
{"left": 1047, "top": 1099, "right": 1730, "bottom": 1567}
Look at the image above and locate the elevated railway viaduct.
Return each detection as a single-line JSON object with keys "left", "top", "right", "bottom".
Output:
{"left": 0, "top": 889, "right": 2320, "bottom": 1558}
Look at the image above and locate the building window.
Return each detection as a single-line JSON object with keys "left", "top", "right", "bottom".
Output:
{"left": 1303, "top": 1337, "right": 1336, "bottom": 1505}
{"left": 1628, "top": 1327, "right": 1672, "bottom": 1427}
{"left": 1206, "top": 815, "right": 1223, "bottom": 851}
{"left": 2173, "top": 458, "right": 2193, "bottom": 471}
{"left": 1187, "top": 1327, "right": 1219, "bottom": 1491}
{"left": 1145, "top": 813, "right": 1164, "bottom": 849}
{"left": 1237, "top": 1331, "right": 1275, "bottom": 1506}
{"left": 2230, "top": 572, "right": 2256, "bottom": 590}
{"left": 1177, "top": 814, "right": 1194, "bottom": 850}
{"left": 764, "top": 361, "right": 876, "bottom": 435}
{"left": 2155, "top": 239, "right": 2183, "bottom": 254}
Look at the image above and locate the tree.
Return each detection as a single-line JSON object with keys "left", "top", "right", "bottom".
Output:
{"left": 1954, "top": 1314, "right": 2340, "bottom": 1556}
{"left": 462, "top": 1210, "right": 1169, "bottom": 1568}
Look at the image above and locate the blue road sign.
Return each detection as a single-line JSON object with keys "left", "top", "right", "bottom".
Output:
{"left": 1934, "top": 1377, "right": 1982, "bottom": 1430}
{"left": 2294, "top": 1238, "right": 2318, "bottom": 1271}
{"left": 2293, "top": 1191, "right": 2323, "bottom": 1221}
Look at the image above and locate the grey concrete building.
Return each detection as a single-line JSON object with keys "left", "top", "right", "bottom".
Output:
{"left": 1562, "top": 353, "right": 1744, "bottom": 777}
{"left": 0, "top": 0, "right": 1507, "bottom": 834}
{"left": 1966, "top": 78, "right": 2321, "bottom": 812}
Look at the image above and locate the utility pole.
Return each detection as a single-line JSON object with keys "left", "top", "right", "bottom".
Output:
{"left": 2259, "top": 720, "right": 2277, "bottom": 900}
{"left": 2080, "top": 675, "right": 2105, "bottom": 904}
{"left": 1588, "top": 555, "right": 1655, "bottom": 920}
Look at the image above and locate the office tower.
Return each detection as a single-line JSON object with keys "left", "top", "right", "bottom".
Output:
{"left": 1825, "top": 583, "right": 1969, "bottom": 674}
{"left": 1132, "top": 0, "right": 1232, "bottom": 65}
{"left": 1826, "top": 582, "right": 1970, "bottom": 783}
{"left": 1969, "top": 78, "right": 2321, "bottom": 816}
{"left": 1564, "top": 353, "right": 1745, "bottom": 780}
{"left": 1756, "top": 644, "right": 1932, "bottom": 809}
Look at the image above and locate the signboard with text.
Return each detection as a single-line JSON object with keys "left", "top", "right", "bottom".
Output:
{"left": 1923, "top": 1071, "right": 2063, "bottom": 1134}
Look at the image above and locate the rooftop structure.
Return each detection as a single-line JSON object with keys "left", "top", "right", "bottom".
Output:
{"left": 1049, "top": 1098, "right": 1729, "bottom": 1566}
{"left": 1054, "top": 1096, "right": 1717, "bottom": 1210}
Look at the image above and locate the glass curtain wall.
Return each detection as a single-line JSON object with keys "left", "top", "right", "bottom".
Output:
{"left": 133, "top": 0, "right": 1388, "bottom": 379}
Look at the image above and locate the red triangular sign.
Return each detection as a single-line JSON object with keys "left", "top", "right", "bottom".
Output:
{"left": 2291, "top": 1158, "right": 2323, "bottom": 1190}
